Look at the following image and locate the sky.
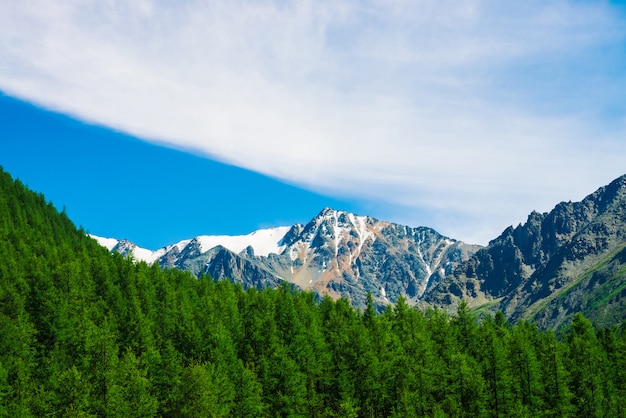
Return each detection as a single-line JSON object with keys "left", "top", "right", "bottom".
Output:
{"left": 1, "top": 1, "right": 626, "bottom": 249}
{"left": 0, "top": 94, "right": 365, "bottom": 249}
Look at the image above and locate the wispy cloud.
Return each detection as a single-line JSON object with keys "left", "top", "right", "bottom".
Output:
{"left": 1, "top": 0, "right": 625, "bottom": 244}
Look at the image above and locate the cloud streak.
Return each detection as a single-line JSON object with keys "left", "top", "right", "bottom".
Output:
{"left": 1, "top": 0, "right": 625, "bottom": 244}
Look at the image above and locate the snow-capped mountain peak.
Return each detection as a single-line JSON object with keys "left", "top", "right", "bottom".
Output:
{"left": 287, "top": 208, "right": 377, "bottom": 267}
{"left": 92, "top": 208, "right": 480, "bottom": 310}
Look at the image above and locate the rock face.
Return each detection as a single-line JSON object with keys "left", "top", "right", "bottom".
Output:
{"left": 251, "top": 208, "right": 479, "bottom": 309}
{"left": 422, "top": 174, "right": 626, "bottom": 329}
{"left": 94, "top": 208, "right": 479, "bottom": 310}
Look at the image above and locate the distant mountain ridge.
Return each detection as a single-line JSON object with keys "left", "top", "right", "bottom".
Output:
{"left": 93, "top": 226, "right": 291, "bottom": 263}
{"left": 93, "top": 208, "right": 479, "bottom": 309}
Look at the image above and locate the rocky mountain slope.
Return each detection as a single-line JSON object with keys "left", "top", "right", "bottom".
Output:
{"left": 94, "top": 208, "right": 479, "bottom": 309}
{"left": 422, "top": 174, "right": 626, "bottom": 329}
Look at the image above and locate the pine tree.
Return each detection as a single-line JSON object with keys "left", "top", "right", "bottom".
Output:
{"left": 477, "top": 314, "right": 513, "bottom": 418}
{"left": 171, "top": 362, "right": 233, "bottom": 417}
{"left": 565, "top": 313, "right": 606, "bottom": 417}
{"left": 82, "top": 318, "right": 119, "bottom": 416}
{"left": 453, "top": 300, "right": 479, "bottom": 356}
{"left": 0, "top": 285, "right": 37, "bottom": 416}
{"left": 106, "top": 350, "right": 158, "bottom": 417}
{"left": 505, "top": 321, "right": 543, "bottom": 415}
{"left": 537, "top": 330, "right": 573, "bottom": 417}
{"left": 143, "top": 342, "right": 183, "bottom": 417}
{"left": 426, "top": 307, "right": 460, "bottom": 416}
{"left": 230, "top": 362, "right": 265, "bottom": 418}
{"left": 49, "top": 366, "right": 93, "bottom": 417}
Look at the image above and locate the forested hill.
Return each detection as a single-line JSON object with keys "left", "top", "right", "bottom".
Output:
{"left": 2, "top": 166, "right": 626, "bottom": 417}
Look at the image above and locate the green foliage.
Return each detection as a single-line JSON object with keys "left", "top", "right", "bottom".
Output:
{"left": 2, "top": 166, "right": 626, "bottom": 417}
{"left": 107, "top": 350, "right": 158, "bottom": 417}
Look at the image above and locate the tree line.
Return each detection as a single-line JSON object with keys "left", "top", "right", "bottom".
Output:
{"left": 1, "top": 166, "right": 626, "bottom": 417}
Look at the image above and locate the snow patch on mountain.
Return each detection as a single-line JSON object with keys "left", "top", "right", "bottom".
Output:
{"left": 90, "top": 235, "right": 162, "bottom": 264}
{"left": 132, "top": 246, "right": 163, "bottom": 264}
{"left": 91, "top": 235, "right": 118, "bottom": 251}
{"left": 195, "top": 226, "right": 291, "bottom": 257}
{"left": 91, "top": 226, "right": 292, "bottom": 264}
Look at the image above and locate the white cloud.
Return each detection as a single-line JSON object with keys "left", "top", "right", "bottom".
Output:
{"left": 1, "top": 0, "right": 625, "bottom": 244}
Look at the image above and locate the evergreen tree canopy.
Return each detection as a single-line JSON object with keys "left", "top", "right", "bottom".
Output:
{"left": 1, "top": 166, "right": 625, "bottom": 417}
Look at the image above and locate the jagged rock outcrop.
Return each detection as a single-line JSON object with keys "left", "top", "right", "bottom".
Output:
{"left": 423, "top": 174, "right": 626, "bottom": 329}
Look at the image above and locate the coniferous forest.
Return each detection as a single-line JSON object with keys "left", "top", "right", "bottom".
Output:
{"left": 2, "top": 166, "right": 626, "bottom": 417}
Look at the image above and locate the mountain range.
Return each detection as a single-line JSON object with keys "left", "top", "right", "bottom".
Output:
{"left": 93, "top": 208, "right": 479, "bottom": 310}
{"left": 95, "top": 174, "right": 626, "bottom": 329}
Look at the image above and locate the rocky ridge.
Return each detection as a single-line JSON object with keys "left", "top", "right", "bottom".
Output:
{"left": 422, "top": 174, "right": 626, "bottom": 329}
{"left": 94, "top": 208, "right": 479, "bottom": 310}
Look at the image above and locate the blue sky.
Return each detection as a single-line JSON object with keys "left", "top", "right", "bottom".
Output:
{"left": 0, "top": 94, "right": 366, "bottom": 249}
{"left": 1, "top": 1, "right": 626, "bottom": 247}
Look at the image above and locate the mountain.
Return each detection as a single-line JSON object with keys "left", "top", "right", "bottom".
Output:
{"left": 94, "top": 173, "right": 626, "bottom": 330}
{"left": 94, "top": 208, "right": 480, "bottom": 309}
{"left": 422, "top": 174, "right": 626, "bottom": 329}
